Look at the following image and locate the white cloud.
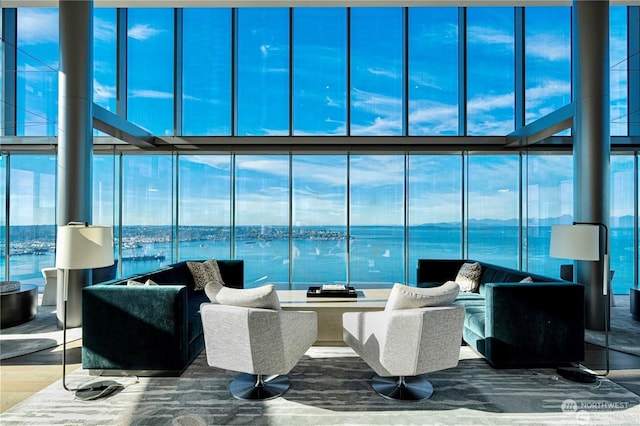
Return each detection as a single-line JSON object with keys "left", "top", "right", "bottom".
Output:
{"left": 94, "top": 79, "right": 116, "bottom": 104}
{"left": 94, "top": 17, "right": 116, "bottom": 43}
{"left": 128, "top": 24, "right": 164, "bottom": 41}
{"left": 17, "top": 9, "right": 58, "bottom": 46}
{"left": 129, "top": 89, "right": 173, "bottom": 99}
{"left": 468, "top": 92, "right": 514, "bottom": 113}
{"left": 368, "top": 67, "right": 400, "bottom": 80}
{"left": 526, "top": 33, "right": 570, "bottom": 62}
{"left": 468, "top": 25, "right": 513, "bottom": 48}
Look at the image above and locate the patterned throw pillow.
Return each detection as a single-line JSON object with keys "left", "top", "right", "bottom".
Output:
{"left": 187, "top": 258, "right": 225, "bottom": 291}
{"left": 215, "top": 284, "right": 281, "bottom": 310}
{"left": 455, "top": 262, "right": 482, "bottom": 293}
{"left": 385, "top": 281, "right": 460, "bottom": 311}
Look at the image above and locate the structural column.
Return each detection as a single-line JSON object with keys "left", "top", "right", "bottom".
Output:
{"left": 57, "top": 0, "right": 93, "bottom": 327}
{"left": 572, "top": 1, "right": 610, "bottom": 331}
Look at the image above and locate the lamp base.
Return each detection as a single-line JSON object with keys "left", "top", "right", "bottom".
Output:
{"left": 556, "top": 366, "right": 598, "bottom": 383}
{"left": 74, "top": 380, "right": 123, "bottom": 401}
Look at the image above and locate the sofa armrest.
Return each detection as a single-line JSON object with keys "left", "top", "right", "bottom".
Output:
{"left": 483, "top": 282, "right": 585, "bottom": 367}
{"left": 82, "top": 285, "right": 189, "bottom": 372}
{"left": 417, "top": 259, "right": 465, "bottom": 285}
{"left": 218, "top": 260, "right": 244, "bottom": 289}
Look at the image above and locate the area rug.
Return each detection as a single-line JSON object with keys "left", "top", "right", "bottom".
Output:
{"left": 584, "top": 296, "right": 640, "bottom": 357}
{"left": 0, "top": 302, "right": 82, "bottom": 360}
{"left": 2, "top": 346, "right": 639, "bottom": 425}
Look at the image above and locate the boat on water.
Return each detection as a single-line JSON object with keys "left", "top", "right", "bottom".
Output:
{"left": 122, "top": 253, "right": 166, "bottom": 262}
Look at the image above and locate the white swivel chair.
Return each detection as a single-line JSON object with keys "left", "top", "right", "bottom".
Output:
{"left": 343, "top": 282, "right": 464, "bottom": 401}
{"left": 201, "top": 297, "right": 317, "bottom": 400}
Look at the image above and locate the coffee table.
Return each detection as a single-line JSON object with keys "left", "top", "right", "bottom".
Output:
{"left": 278, "top": 288, "right": 391, "bottom": 346}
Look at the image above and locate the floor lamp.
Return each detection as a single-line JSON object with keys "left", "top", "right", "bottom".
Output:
{"left": 56, "top": 222, "right": 122, "bottom": 400}
{"left": 550, "top": 223, "right": 610, "bottom": 383}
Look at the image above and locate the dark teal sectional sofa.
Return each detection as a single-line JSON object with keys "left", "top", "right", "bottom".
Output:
{"left": 82, "top": 260, "right": 243, "bottom": 376}
{"left": 417, "top": 259, "right": 585, "bottom": 368}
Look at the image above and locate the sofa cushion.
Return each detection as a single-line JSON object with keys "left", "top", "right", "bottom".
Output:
{"left": 215, "top": 284, "right": 281, "bottom": 310}
{"left": 456, "top": 262, "right": 482, "bottom": 292}
{"left": 385, "top": 281, "right": 460, "bottom": 311}
{"left": 459, "top": 299, "right": 486, "bottom": 337}
{"left": 187, "top": 258, "right": 226, "bottom": 291}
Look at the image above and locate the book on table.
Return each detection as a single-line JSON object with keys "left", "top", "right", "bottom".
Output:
{"left": 307, "top": 284, "right": 357, "bottom": 298}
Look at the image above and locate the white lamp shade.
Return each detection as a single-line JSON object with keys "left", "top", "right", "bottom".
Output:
{"left": 56, "top": 224, "right": 114, "bottom": 270}
{"left": 549, "top": 224, "right": 600, "bottom": 261}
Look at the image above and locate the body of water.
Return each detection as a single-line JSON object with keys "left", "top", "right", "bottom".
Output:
{"left": 2, "top": 225, "right": 636, "bottom": 295}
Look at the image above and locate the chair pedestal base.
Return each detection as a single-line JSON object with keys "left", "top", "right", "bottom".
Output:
{"left": 372, "top": 375, "right": 434, "bottom": 401}
{"left": 230, "top": 373, "right": 289, "bottom": 400}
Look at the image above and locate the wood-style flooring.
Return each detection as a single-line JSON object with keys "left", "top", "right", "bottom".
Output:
{"left": 1, "top": 340, "right": 82, "bottom": 412}
{"left": 2, "top": 340, "right": 639, "bottom": 414}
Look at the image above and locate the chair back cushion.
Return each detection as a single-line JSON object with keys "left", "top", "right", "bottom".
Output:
{"left": 385, "top": 281, "right": 459, "bottom": 311}
{"left": 215, "top": 284, "right": 281, "bottom": 310}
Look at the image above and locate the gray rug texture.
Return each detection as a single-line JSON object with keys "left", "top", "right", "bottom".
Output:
{"left": 2, "top": 346, "right": 639, "bottom": 425}
{"left": 584, "top": 295, "right": 640, "bottom": 357}
{"left": 0, "top": 297, "right": 82, "bottom": 360}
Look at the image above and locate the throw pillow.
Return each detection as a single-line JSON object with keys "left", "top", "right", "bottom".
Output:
{"left": 187, "top": 258, "right": 225, "bottom": 291}
{"left": 385, "top": 281, "right": 460, "bottom": 311}
{"left": 215, "top": 284, "right": 281, "bottom": 310}
{"left": 520, "top": 276, "right": 534, "bottom": 283}
{"left": 456, "top": 262, "right": 482, "bottom": 293}
{"left": 126, "top": 279, "right": 158, "bottom": 286}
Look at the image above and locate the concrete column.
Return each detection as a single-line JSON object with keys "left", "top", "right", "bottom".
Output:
{"left": 57, "top": 0, "right": 93, "bottom": 328}
{"left": 572, "top": 1, "right": 610, "bottom": 331}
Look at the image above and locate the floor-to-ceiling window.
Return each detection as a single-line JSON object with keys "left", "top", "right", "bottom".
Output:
{"left": 236, "top": 8, "right": 289, "bottom": 136}
{"left": 525, "top": 154, "right": 574, "bottom": 278}
{"left": 293, "top": 8, "right": 347, "bottom": 135}
{"left": 407, "top": 154, "right": 463, "bottom": 281}
{"left": 183, "top": 8, "right": 231, "bottom": 136}
{"left": 127, "top": 8, "right": 174, "bottom": 135}
{"left": 93, "top": 8, "right": 116, "bottom": 113}
{"left": 350, "top": 7, "right": 403, "bottom": 136}
{"left": 466, "top": 8, "right": 515, "bottom": 135}
{"left": 7, "top": 155, "right": 56, "bottom": 286}
{"left": 121, "top": 155, "right": 173, "bottom": 277}
{"left": 610, "top": 155, "right": 636, "bottom": 294}
{"left": 177, "top": 155, "right": 232, "bottom": 262}
{"left": 524, "top": 6, "right": 571, "bottom": 127}
{"left": 291, "top": 155, "right": 348, "bottom": 284}
{"left": 235, "top": 155, "right": 290, "bottom": 285}
{"left": 466, "top": 154, "right": 520, "bottom": 267}
{"left": 349, "top": 154, "right": 405, "bottom": 284}
{"left": 1, "top": 5, "right": 639, "bottom": 294}
{"left": 16, "top": 8, "right": 58, "bottom": 136}
{"left": 408, "top": 7, "right": 458, "bottom": 135}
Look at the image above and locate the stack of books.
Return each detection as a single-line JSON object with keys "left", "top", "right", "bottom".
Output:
{"left": 307, "top": 284, "right": 357, "bottom": 298}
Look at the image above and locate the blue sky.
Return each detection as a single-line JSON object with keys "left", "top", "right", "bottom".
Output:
{"left": 5, "top": 6, "right": 634, "bottom": 227}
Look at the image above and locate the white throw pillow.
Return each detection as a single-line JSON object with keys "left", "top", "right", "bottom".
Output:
{"left": 456, "top": 262, "right": 482, "bottom": 293}
{"left": 385, "top": 281, "right": 460, "bottom": 311}
{"left": 126, "top": 279, "right": 158, "bottom": 286}
{"left": 520, "top": 276, "right": 534, "bottom": 283}
{"left": 215, "top": 284, "right": 281, "bottom": 310}
{"left": 187, "top": 258, "right": 225, "bottom": 291}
